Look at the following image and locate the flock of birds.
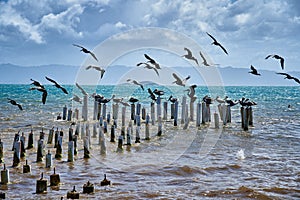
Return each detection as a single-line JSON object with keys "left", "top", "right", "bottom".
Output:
{"left": 7, "top": 31, "right": 298, "bottom": 111}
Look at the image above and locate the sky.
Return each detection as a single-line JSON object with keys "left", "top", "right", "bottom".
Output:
{"left": 0, "top": 0, "right": 300, "bottom": 74}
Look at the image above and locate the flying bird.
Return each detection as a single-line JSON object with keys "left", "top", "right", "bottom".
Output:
{"left": 276, "top": 73, "right": 300, "bottom": 84}
{"left": 199, "top": 51, "right": 210, "bottom": 66}
{"left": 30, "top": 79, "right": 44, "bottom": 89}
{"left": 215, "top": 96, "right": 226, "bottom": 104}
{"left": 185, "top": 84, "right": 197, "bottom": 98}
{"left": 147, "top": 88, "right": 157, "bottom": 101}
{"left": 168, "top": 95, "right": 178, "bottom": 103}
{"left": 29, "top": 87, "right": 47, "bottom": 104}
{"left": 206, "top": 32, "right": 228, "bottom": 55}
{"left": 8, "top": 98, "right": 23, "bottom": 110}
{"left": 172, "top": 73, "right": 191, "bottom": 87}
{"left": 137, "top": 62, "right": 160, "bottom": 76}
{"left": 182, "top": 48, "right": 199, "bottom": 66}
{"left": 153, "top": 89, "right": 164, "bottom": 96}
{"left": 75, "top": 83, "right": 88, "bottom": 96}
{"left": 73, "top": 44, "right": 98, "bottom": 62}
{"left": 86, "top": 65, "right": 105, "bottom": 79}
{"left": 70, "top": 94, "right": 82, "bottom": 104}
{"left": 127, "top": 79, "right": 144, "bottom": 90}
{"left": 265, "top": 54, "right": 284, "bottom": 70}
{"left": 45, "top": 76, "right": 68, "bottom": 94}
{"left": 249, "top": 65, "right": 261, "bottom": 76}
{"left": 144, "top": 54, "right": 161, "bottom": 69}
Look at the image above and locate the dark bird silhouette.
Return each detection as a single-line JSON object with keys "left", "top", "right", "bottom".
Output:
{"left": 168, "top": 95, "right": 178, "bottom": 103}
{"left": 86, "top": 65, "right": 105, "bottom": 78}
{"left": 73, "top": 44, "right": 98, "bottom": 62}
{"left": 199, "top": 51, "right": 210, "bottom": 66}
{"left": 129, "top": 97, "right": 139, "bottom": 104}
{"left": 45, "top": 76, "right": 68, "bottom": 94}
{"left": 29, "top": 87, "right": 47, "bottom": 104}
{"left": 147, "top": 88, "right": 157, "bottom": 101}
{"left": 8, "top": 98, "right": 23, "bottom": 110}
{"left": 224, "top": 96, "right": 239, "bottom": 107}
{"left": 75, "top": 83, "right": 88, "bottom": 96}
{"left": 153, "top": 89, "right": 164, "bottom": 96}
{"left": 137, "top": 62, "right": 159, "bottom": 76}
{"left": 265, "top": 54, "right": 284, "bottom": 70}
{"left": 185, "top": 84, "right": 197, "bottom": 98}
{"left": 127, "top": 79, "right": 144, "bottom": 90}
{"left": 30, "top": 79, "right": 44, "bottom": 89}
{"left": 172, "top": 73, "right": 191, "bottom": 87}
{"left": 249, "top": 65, "right": 261, "bottom": 76}
{"left": 276, "top": 72, "right": 300, "bottom": 84}
{"left": 206, "top": 32, "right": 228, "bottom": 55}
{"left": 144, "top": 54, "right": 160, "bottom": 69}
{"left": 239, "top": 97, "right": 257, "bottom": 107}
{"left": 203, "top": 95, "right": 213, "bottom": 104}
{"left": 182, "top": 48, "right": 199, "bottom": 65}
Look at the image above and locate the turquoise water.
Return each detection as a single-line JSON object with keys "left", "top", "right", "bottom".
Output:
{"left": 0, "top": 84, "right": 299, "bottom": 199}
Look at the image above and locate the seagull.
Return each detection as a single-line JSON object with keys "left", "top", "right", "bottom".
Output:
{"left": 153, "top": 89, "right": 164, "bottom": 96}
{"left": 185, "top": 84, "right": 197, "bottom": 98}
{"left": 147, "top": 88, "right": 157, "bottom": 101}
{"left": 45, "top": 76, "right": 68, "bottom": 94}
{"left": 75, "top": 83, "right": 88, "bottom": 96}
{"left": 8, "top": 98, "right": 23, "bottom": 110}
{"left": 215, "top": 96, "right": 225, "bottom": 104}
{"left": 137, "top": 62, "right": 159, "bottom": 76}
{"left": 70, "top": 94, "right": 82, "bottom": 104}
{"left": 129, "top": 97, "right": 139, "bottom": 104}
{"left": 182, "top": 48, "right": 199, "bottom": 66}
{"left": 249, "top": 65, "right": 261, "bottom": 76}
{"left": 112, "top": 95, "right": 123, "bottom": 104}
{"left": 144, "top": 54, "right": 161, "bottom": 69}
{"left": 168, "top": 95, "right": 178, "bottom": 103}
{"left": 30, "top": 79, "right": 44, "bottom": 89}
{"left": 127, "top": 79, "right": 144, "bottom": 90}
{"left": 265, "top": 54, "right": 284, "bottom": 70}
{"left": 98, "top": 95, "right": 114, "bottom": 104}
{"left": 276, "top": 73, "right": 300, "bottom": 84}
{"left": 199, "top": 51, "right": 210, "bottom": 66}
{"left": 29, "top": 87, "right": 47, "bottom": 104}
{"left": 224, "top": 96, "right": 239, "bottom": 107}
{"left": 73, "top": 44, "right": 98, "bottom": 62}
{"left": 206, "top": 32, "right": 228, "bottom": 55}
{"left": 172, "top": 73, "right": 191, "bottom": 87}
{"left": 86, "top": 65, "right": 105, "bottom": 79}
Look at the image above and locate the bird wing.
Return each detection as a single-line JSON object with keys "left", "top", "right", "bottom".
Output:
{"left": 185, "top": 75, "right": 191, "bottom": 81}
{"left": 206, "top": 32, "right": 217, "bottom": 42}
{"left": 89, "top": 51, "right": 98, "bottom": 62}
{"left": 265, "top": 55, "right": 273, "bottom": 59}
{"left": 73, "top": 44, "right": 84, "bottom": 49}
{"left": 45, "top": 76, "right": 58, "bottom": 85}
{"left": 140, "top": 85, "right": 144, "bottom": 90}
{"left": 76, "top": 83, "right": 88, "bottom": 95}
{"left": 184, "top": 47, "right": 192, "bottom": 56}
{"left": 17, "top": 104, "right": 23, "bottom": 110}
{"left": 144, "top": 54, "right": 155, "bottom": 63}
{"left": 86, "top": 65, "right": 92, "bottom": 70}
{"left": 292, "top": 77, "right": 300, "bottom": 84}
{"left": 100, "top": 70, "right": 105, "bottom": 79}
{"left": 60, "top": 87, "right": 68, "bottom": 94}
{"left": 280, "top": 58, "right": 284, "bottom": 70}
{"left": 153, "top": 67, "right": 159, "bottom": 76}
{"left": 172, "top": 73, "right": 181, "bottom": 82}
{"left": 276, "top": 72, "right": 289, "bottom": 76}
{"left": 199, "top": 51, "right": 207, "bottom": 62}
{"left": 136, "top": 62, "right": 144, "bottom": 66}
{"left": 42, "top": 90, "right": 47, "bottom": 104}
{"left": 217, "top": 43, "right": 228, "bottom": 55}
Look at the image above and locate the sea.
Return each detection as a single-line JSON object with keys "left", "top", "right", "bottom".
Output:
{"left": 0, "top": 84, "right": 299, "bottom": 200}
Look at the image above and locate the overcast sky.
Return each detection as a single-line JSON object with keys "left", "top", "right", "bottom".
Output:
{"left": 0, "top": 0, "right": 300, "bottom": 72}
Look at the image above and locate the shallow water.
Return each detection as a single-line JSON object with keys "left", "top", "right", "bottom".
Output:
{"left": 0, "top": 85, "right": 299, "bottom": 199}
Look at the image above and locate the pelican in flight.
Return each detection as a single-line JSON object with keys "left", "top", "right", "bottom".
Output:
{"left": 75, "top": 83, "right": 88, "bottom": 96}
{"left": 172, "top": 73, "right": 191, "bottom": 87}
{"left": 182, "top": 47, "right": 199, "bottom": 66}
{"left": 144, "top": 54, "right": 161, "bottom": 69}
{"left": 137, "top": 62, "right": 159, "bottom": 76}
{"left": 249, "top": 65, "right": 261, "bottom": 76}
{"left": 206, "top": 32, "right": 228, "bottom": 55}
{"left": 45, "top": 76, "right": 68, "bottom": 94}
{"left": 127, "top": 79, "right": 144, "bottom": 90}
{"left": 30, "top": 79, "right": 44, "bottom": 89}
{"left": 73, "top": 44, "right": 98, "bottom": 62}
{"left": 199, "top": 51, "right": 210, "bottom": 66}
{"left": 265, "top": 54, "right": 284, "bottom": 70}
{"left": 86, "top": 65, "right": 105, "bottom": 79}
{"left": 8, "top": 98, "right": 23, "bottom": 110}
{"left": 70, "top": 94, "right": 82, "bottom": 104}
{"left": 276, "top": 73, "right": 300, "bottom": 84}
{"left": 185, "top": 84, "right": 197, "bottom": 98}
{"left": 29, "top": 87, "right": 47, "bottom": 104}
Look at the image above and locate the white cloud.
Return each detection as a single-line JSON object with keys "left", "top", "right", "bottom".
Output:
{"left": 115, "top": 21, "right": 127, "bottom": 29}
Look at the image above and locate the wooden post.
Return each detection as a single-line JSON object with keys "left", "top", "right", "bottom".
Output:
{"left": 117, "top": 135, "right": 123, "bottom": 152}
{"left": 1, "top": 164, "right": 9, "bottom": 184}
{"left": 156, "top": 96, "right": 162, "bottom": 120}
{"left": 196, "top": 102, "right": 201, "bottom": 127}
{"left": 157, "top": 118, "right": 162, "bottom": 136}
{"left": 92, "top": 123, "right": 97, "bottom": 138}
{"left": 142, "top": 107, "right": 146, "bottom": 120}
{"left": 130, "top": 103, "right": 135, "bottom": 120}
{"left": 47, "top": 127, "right": 54, "bottom": 144}
{"left": 226, "top": 105, "right": 231, "bottom": 123}
{"left": 0, "top": 139, "right": 3, "bottom": 163}
{"left": 201, "top": 102, "right": 206, "bottom": 124}
{"left": 36, "top": 139, "right": 44, "bottom": 163}
{"left": 75, "top": 123, "right": 80, "bottom": 136}
{"left": 249, "top": 106, "right": 253, "bottom": 126}
{"left": 82, "top": 95, "right": 88, "bottom": 121}
{"left": 181, "top": 96, "right": 187, "bottom": 124}
{"left": 93, "top": 100, "right": 98, "bottom": 120}
{"left": 151, "top": 102, "right": 155, "bottom": 125}
{"left": 190, "top": 100, "right": 194, "bottom": 121}
{"left": 171, "top": 103, "right": 175, "bottom": 119}
{"left": 103, "top": 121, "right": 108, "bottom": 133}
{"left": 54, "top": 128, "right": 59, "bottom": 148}
{"left": 126, "top": 126, "right": 131, "bottom": 146}
{"left": 145, "top": 123, "right": 150, "bottom": 140}
{"left": 174, "top": 101, "right": 178, "bottom": 126}
{"left": 50, "top": 167, "right": 60, "bottom": 186}
{"left": 67, "top": 141, "right": 74, "bottom": 162}
{"left": 214, "top": 112, "right": 219, "bottom": 129}
{"left": 102, "top": 103, "right": 106, "bottom": 120}
{"left": 136, "top": 103, "right": 141, "bottom": 116}
{"left": 83, "top": 137, "right": 90, "bottom": 158}
{"left": 55, "top": 136, "right": 62, "bottom": 159}
{"left": 74, "top": 108, "right": 79, "bottom": 120}
{"left": 241, "top": 107, "right": 245, "bottom": 129}
{"left": 45, "top": 150, "right": 52, "bottom": 168}
{"left": 99, "top": 127, "right": 106, "bottom": 155}
{"left": 163, "top": 101, "right": 168, "bottom": 120}
{"left": 36, "top": 173, "right": 47, "bottom": 194}
{"left": 73, "top": 135, "right": 78, "bottom": 155}
{"left": 27, "top": 129, "right": 34, "bottom": 149}
{"left": 23, "top": 160, "right": 31, "bottom": 173}
{"left": 243, "top": 107, "right": 249, "bottom": 131}
{"left": 183, "top": 104, "right": 189, "bottom": 130}
{"left": 67, "top": 108, "right": 72, "bottom": 121}
{"left": 110, "top": 125, "right": 115, "bottom": 142}
{"left": 222, "top": 104, "right": 227, "bottom": 125}
{"left": 107, "top": 112, "right": 111, "bottom": 124}
{"left": 81, "top": 123, "right": 85, "bottom": 140}
{"left": 113, "top": 103, "right": 119, "bottom": 120}
{"left": 20, "top": 132, "right": 26, "bottom": 158}
{"left": 122, "top": 106, "right": 126, "bottom": 127}
{"left": 69, "top": 127, "right": 73, "bottom": 142}
{"left": 63, "top": 105, "right": 67, "bottom": 120}
{"left": 135, "top": 126, "right": 141, "bottom": 143}
{"left": 13, "top": 141, "right": 21, "bottom": 167}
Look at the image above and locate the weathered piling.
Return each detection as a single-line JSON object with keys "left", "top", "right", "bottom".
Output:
{"left": 112, "top": 103, "right": 119, "bottom": 120}
{"left": 47, "top": 127, "right": 54, "bottom": 144}
{"left": 196, "top": 102, "right": 201, "bottom": 127}
{"left": 83, "top": 137, "right": 90, "bottom": 158}
{"left": 20, "top": 132, "right": 26, "bottom": 158}
{"left": 130, "top": 103, "right": 135, "bottom": 121}
{"left": 226, "top": 105, "right": 231, "bottom": 123}
{"left": 107, "top": 112, "right": 111, "bottom": 124}
{"left": 75, "top": 123, "right": 80, "bottom": 136}
{"left": 1, "top": 164, "right": 9, "bottom": 184}
{"left": 81, "top": 123, "right": 85, "bottom": 139}
{"left": 174, "top": 101, "right": 178, "bottom": 126}
{"left": 122, "top": 107, "right": 126, "bottom": 127}
{"left": 171, "top": 103, "right": 175, "bottom": 119}
{"left": 98, "top": 103, "right": 102, "bottom": 121}
{"left": 73, "top": 135, "right": 78, "bottom": 155}
{"left": 100, "top": 174, "right": 111, "bottom": 186}
{"left": 145, "top": 123, "right": 150, "bottom": 140}
{"left": 135, "top": 126, "right": 141, "bottom": 143}
{"left": 206, "top": 103, "right": 211, "bottom": 122}
{"left": 201, "top": 102, "right": 206, "bottom": 124}
{"left": 214, "top": 112, "right": 219, "bottom": 129}
{"left": 99, "top": 127, "right": 106, "bottom": 155}
{"left": 93, "top": 99, "right": 98, "bottom": 120}
{"left": 54, "top": 128, "right": 59, "bottom": 148}
{"left": 74, "top": 108, "right": 79, "bottom": 120}
{"left": 0, "top": 139, "right": 3, "bottom": 163}
{"left": 156, "top": 96, "right": 162, "bottom": 119}
{"left": 13, "top": 140, "right": 21, "bottom": 167}
{"left": 102, "top": 103, "right": 106, "bottom": 120}
{"left": 67, "top": 108, "right": 72, "bottom": 121}
{"left": 126, "top": 127, "right": 131, "bottom": 146}
{"left": 117, "top": 135, "right": 123, "bottom": 152}
{"left": 103, "top": 121, "right": 108, "bottom": 133}
{"left": 241, "top": 107, "right": 245, "bottom": 128}
{"left": 110, "top": 125, "right": 115, "bottom": 142}
{"left": 82, "top": 95, "right": 88, "bottom": 121}
{"left": 67, "top": 141, "right": 74, "bottom": 162}
{"left": 12, "top": 132, "right": 20, "bottom": 151}
{"left": 249, "top": 106, "right": 253, "bottom": 126}
{"left": 183, "top": 104, "right": 189, "bottom": 130}
{"left": 55, "top": 136, "right": 62, "bottom": 159}
{"left": 67, "top": 186, "right": 79, "bottom": 199}
{"left": 63, "top": 105, "right": 67, "bottom": 120}
{"left": 163, "top": 101, "right": 168, "bottom": 120}
{"left": 92, "top": 123, "right": 97, "bottom": 138}
{"left": 222, "top": 104, "right": 227, "bottom": 125}
{"left": 142, "top": 107, "right": 146, "bottom": 120}
{"left": 157, "top": 117, "right": 162, "bottom": 136}
{"left": 99, "top": 116, "right": 103, "bottom": 126}
{"left": 243, "top": 107, "right": 250, "bottom": 131}
{"left": 36, "top": 139, "right": 44, "bottom": 162}
{"left": 136, "top": 103, "right": 141, "bottom": 116}
{"left": 50, "top": 167, "right": 60, "bottom": 186}
{"left": 151, "top": 102, "right": 155, "bottom": 125}
{"left": 45, "top": 150, "right": 52, "bottom": 168}
{"left": 36, "top": 173, "right": 47, "bottom": 194}
{"left": 181, "top": 96, "right": 187, "bottom": 124}
{"left": 23, "top": 159, "right": 31, "bottom": 173}
{"left": 69, "top": 126, "right": 73, "bottom": 142}
{"left": 83, "top": 181, "right": 94, "bottom": 194}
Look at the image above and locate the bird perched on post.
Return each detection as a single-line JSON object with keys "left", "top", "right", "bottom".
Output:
{"left": 8, "top": 98, "right": 23, "bottom": 110}
{"left": 73, "top": 44, "right": 98, "bottom": 62}
{"left": 206, "top": 32, "right": 228, "bottom": 55}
